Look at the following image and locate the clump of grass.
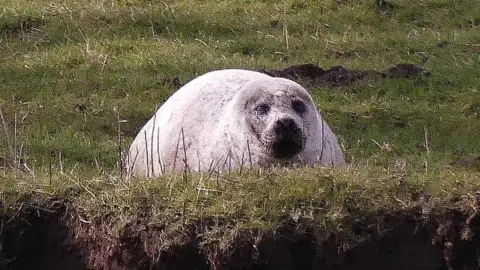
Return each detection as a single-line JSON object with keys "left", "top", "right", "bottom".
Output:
{"left": 1, "top": 162, "right": 479, "bottom": 266}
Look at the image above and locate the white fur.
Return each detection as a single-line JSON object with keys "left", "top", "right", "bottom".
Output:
{"left": 125, "top": 69, "right": 345, "bottom": 178}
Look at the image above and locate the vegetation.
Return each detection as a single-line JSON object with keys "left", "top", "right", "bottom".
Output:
{"left": 0, "top": 0, "right": 479, "bottom": 268}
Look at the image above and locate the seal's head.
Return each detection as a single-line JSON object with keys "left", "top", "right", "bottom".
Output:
{"left": 235, "top": 78, "right": 315, "bottom": 159}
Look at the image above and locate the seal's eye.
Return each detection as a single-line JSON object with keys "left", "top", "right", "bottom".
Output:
{"left": 292, "top": 100, "right": 307, "bottom": 115}
{"left": 255, "top": 104, "right": 270, "bottom": 115}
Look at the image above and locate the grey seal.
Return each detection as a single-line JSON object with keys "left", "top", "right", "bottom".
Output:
{"left": 125, "top": 69, "right": 345, "bottom": 178}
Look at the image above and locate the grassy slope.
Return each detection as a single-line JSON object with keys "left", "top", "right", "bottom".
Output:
{"left": 1, "top": 0, "right": 480, "bottom": 248}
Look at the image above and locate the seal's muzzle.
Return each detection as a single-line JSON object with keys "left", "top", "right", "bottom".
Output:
{"left": 270, "top": 118, "right": 304, "bottom": 159}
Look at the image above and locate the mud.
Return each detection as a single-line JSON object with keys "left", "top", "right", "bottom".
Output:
{"left": 1, "top": 200, "right": 480, "bottom": 270}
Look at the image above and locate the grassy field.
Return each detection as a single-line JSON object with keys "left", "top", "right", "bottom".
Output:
{"left": 1, "top": 0, "right": 480, "bottom": 268}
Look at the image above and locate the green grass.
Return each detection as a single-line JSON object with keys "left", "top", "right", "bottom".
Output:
{"left": 1, "top": 0, "right": 479, "bottom": 238}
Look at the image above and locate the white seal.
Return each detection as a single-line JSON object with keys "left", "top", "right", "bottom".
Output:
{"left": 125, "top": 69, "right": 345, "bottom": 178}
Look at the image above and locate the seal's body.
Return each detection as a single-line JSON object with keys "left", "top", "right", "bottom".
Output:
{"left": 125, "top": 69, "right": 345, "bottom": 178}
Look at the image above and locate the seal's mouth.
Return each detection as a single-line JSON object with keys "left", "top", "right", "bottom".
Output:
{"left": 261, "top": 117, "right": 305, "bottom": 159}
{"left": 271, "top": 139, "right": 303, "bottom": 159}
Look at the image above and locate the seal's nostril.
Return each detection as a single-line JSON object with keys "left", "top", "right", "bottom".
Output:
{"left": 275, "top": 118, "right": 297, "bottom": 134}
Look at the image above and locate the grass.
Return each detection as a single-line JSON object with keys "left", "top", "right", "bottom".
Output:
{"left": 1, "top": 0, "right": 480, "bottom": 261}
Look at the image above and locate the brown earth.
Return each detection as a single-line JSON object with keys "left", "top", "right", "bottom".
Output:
{"left": 257, "top": 63, "right": 431, "bottom": 88}
{"left": 1, "top": 199, "right": 480, "bottom": 270}
{"left": 160, "top": 63, "right": 431, "bottom": 90}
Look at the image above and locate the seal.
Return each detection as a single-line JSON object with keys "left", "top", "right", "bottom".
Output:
{"left": 125, "top": 69, "right": 345, "bottom": 178}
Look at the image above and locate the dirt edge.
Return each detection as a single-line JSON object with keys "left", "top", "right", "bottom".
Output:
{"left": 1, "top": 199, "right": 480, "bottom": 270}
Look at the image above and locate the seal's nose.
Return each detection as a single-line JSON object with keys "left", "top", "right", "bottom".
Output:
{"left": 274, "top": 118, "right": 297, "bottom": 135}
{"left": 271, "top": 117, "right": 303, "bottom": 159}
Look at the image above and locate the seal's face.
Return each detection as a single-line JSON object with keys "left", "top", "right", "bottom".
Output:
{"left": 241, "top": 80, "right": 313, "bottom": 159}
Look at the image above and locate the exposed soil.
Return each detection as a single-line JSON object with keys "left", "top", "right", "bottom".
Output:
{"left": 160, "top": 63, "right": 431, "bottom": 91}
{"left": 258, "top": 63, "right": 431, "bottom": 88}
{"left": 1, "top": 199, "right": 480, "bottom": 270}
{"left": 0, "top": 199, "right": 86, "bottom": 270}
